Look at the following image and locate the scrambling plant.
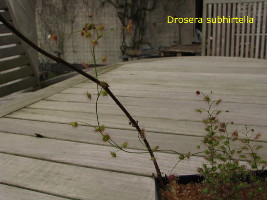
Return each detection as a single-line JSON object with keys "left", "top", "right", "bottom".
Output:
{"left": 0, "top": 13, "right": 165, "bottom": 185}
{"left": 1, "top": 13, "right": 266, "bottom": 195}
{"left": 193, "top": 91, "right": 267, "bottom": 199}
{"left": 69, "top": 16, "right": 153, "bottom": 159}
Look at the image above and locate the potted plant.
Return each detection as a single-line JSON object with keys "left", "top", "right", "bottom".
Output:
{"left": 1, "top": 14, "right": 266, "bottom": 200}
{"left": 156, "top": 91, "right": 267, "bottom": 200}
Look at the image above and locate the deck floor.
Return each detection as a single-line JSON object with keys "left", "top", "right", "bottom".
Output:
{"left": 0, "top": 57, "right": 267, "bottom": 200}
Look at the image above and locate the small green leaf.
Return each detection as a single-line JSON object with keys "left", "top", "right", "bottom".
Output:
{"left": 152, "top": 145, "right": 159, "bottom": 151}
{"left": 110, "top": 152, "right": 117, "bottom": 158}
{"left": 179, "top": 155, "right": 185, "bottom": 160}
{"left": 241, "top": 145, "right": 248, "bottom": 150}
{"left": 212, "top": 141, "right": 219, "bottom": 147}
{"left": 216, "top": 99, "right": 222, "bottom": 105}
{"left": 101, "top": 90, "right": 108, "bottom": 96}
{"left": 202, "top": 188, "right": 209, "bottom": 194}
{"left": 255, "top": 145, "right": 263, "bottom": 150}
{"left": 95, "top": 125, "right": 106, "bottom": 132}
{"left": 86, "top": 91, "right": 92, "bottom": 100}
{"left": 195, "top": 109, "right": 202, "bottom": 113}
{"left": 102, "top": 134, "right": 110, "bottom": 142}
{"left": 85, "top": 31, "right": 91, "bottom": 38}
{"left": 258, "top": 187, "right": 263, "bottom": 193}
{"left": 204, "top": 96, "right": 211, "bottom": 102}
{"left": 239, "top": 155, "right": 246, "bottom": 159}
{"left": 121, "top": 142, "right": 128, "bottom": 148}
{"left": 224, "top": 141, "right": 229, "bottom": 145}
{"left": 71, "top": 122, "right": 78, "bottom": 127}
{"left": 204, "top": 150, "right": 210, "bottom": 155}
{"left": 248, "top": 191, "right": 254, "bottom": 198}
{"left": 197, "top": 168, "right": 204, "bottom": 173}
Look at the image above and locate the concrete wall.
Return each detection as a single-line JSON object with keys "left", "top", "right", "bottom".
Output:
{"left": 35, "top": 0, "right": 195, "bottom": 64}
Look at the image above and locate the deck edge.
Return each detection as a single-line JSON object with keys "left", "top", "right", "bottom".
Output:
{"left": 0, "top": 63, "right": 122, "bottom": 117}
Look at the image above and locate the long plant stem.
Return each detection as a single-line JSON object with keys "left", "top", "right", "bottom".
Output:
{"left": 0, "top": 14, "right": 164, "bottom": 185}
{"left": 90, "top": 45, "right": 101, "bottom": 127}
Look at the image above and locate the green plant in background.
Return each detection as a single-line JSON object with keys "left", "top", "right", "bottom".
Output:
{"left": 103, "top": 0, "right": 158, "bottom": 54}
{"left": 193, "top": 91, "right": 267, "bottom": 199}
{"left": 69, "top": 15, "right": 142, "bottom": 157}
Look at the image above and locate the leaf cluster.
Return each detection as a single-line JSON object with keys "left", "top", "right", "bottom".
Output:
{"left": 193, "top": 91, "right": 267, "bottom": 199}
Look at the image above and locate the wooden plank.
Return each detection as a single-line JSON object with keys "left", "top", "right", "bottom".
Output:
{"left": 245, "top": 3, "right": 252, "bottom": 58}
{"left": 26, "top": 99, "right": 267, "bottom": 127}
{"left": 0, "top": 0, "right": 8, "bottom": 10}
{"left": 216, "top": 3, "right": 222, "bottom": 56}
{"left": 90, "top": 71, "right": 267, "bottom": 85}
{"left": 266, "top": 30, "right": 267, "bottom": 59}
{"left": 221, "top": 3, "right": 226, "bottom": 56}
{"left": 0, "top": 65, "right": 33, "bottom": 85}
{"left": 0, "top": 184, "right": 70, "bottom": 200}
{"left": 231, "top": 3, "right": 237, "bottom": 57}
{"left": 6, "top": 105, "right": 267, "bottom": 135}
{"left": 260, "top": 2, "right": 266, "bottom": 59}
{"left": 48, "top": 92, "right": 267, "bottom": 105}
{"left": 202, "top": 2, "right": 208, "bottom": 56}
{"left": 250, "top": 2, "right": 257, "bottom": 58}
{"left": 0, "top": 34, "right": 20, "bottom": 46}
{"left": 0, "top": 131, "right": 265, "bottom": 174}
{"left": 76, "top": 82, "right": 267, "bottom": 96}
{"left": 212, "top": 4, "right": 217, "bottom": 56}
{"left": 0, "top": 77, "right": 37, "bottom": 97}
{"left": 1, "top": 107, "right": 222, "bottom": 136}
{"left": 0, "top": 45, "right": 25, "bottom": 59}
{"left": 235, "top": 3, "right": 241, "bottom": 57}
{"left": 225, "top": 3, "right": 231, "bottom": 57}
{"left": 240, "top": 3, "right": 246, "bottom": 57}
{"left": 0, "top": 118, "right": 206, "bottom": 144}
{"left": 206, "top": 4, "right": 212, "bottom": 56}
{"left": 0, "top": 11, "right": 12, "bottom": 21}
{"left": 0, "top": 132, "right": 194, "bottom": 175}
{"left": 60, "top": 87, "right": 267, "bottom": 104}
{"left": 0, "top": 153, "right": 156, "bottom": 200}
{"left": 0, "top": 56, "right": 29, "bottom": 71}
{"left": 205, "top": 0, "right": 266, "bottom": 3}
{"left": 255, "top": 2, "right": 262, "bottom": 58}
{"left": 1, "top": 117, "right": 266, "bottom": 148}
{"left": 0, "top": 23, "right": 10, "bottom": 33}
{"left": 108, "top": 65, "right": 267, "bottom": 73}
{"left": 0, "top": 64, "right": 121, "bottom": 117}
{"left": 113, "top": 57, "right": 267, "bottom": 69}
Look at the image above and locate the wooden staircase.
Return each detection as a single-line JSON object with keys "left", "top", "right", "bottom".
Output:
{"left": 0, "top": 0, "right": 39, "bottom": 97}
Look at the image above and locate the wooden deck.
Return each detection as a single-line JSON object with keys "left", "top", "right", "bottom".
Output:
{"left": 0, "top": 56, "right": 267, "bottom": 200}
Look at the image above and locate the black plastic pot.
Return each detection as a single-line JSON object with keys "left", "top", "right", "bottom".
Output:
{"left": 155, "top": 170, "right": 267, "bottom": 200}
